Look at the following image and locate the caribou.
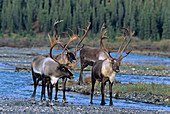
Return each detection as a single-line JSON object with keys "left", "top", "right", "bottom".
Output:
{"left": 46, "top": 22, "right": 91, "bottom": 102}
{"left": 31, "top": 39, "right": 73, "bottom": 102}
{"left": 77, "top": 25, "right": 116, "bottom": 85}
{"left": 31, "top": 21, "right": 91, "bottom": 103}
{"left": 30, "top": 20, "right": 77, "bottom": 101}
{"left": 90, "top": 25, "right": 134, "bottom": 105}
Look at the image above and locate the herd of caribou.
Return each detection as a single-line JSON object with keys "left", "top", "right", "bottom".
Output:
{"left": 31, "top": 20, "right": 134, "bottom": 106}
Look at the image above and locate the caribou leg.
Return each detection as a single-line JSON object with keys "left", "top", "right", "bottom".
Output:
{"left": 100, "top": 81, "right": 105, "bottom": 105}
{"left": 54, "top": 81, "right": 59, "bottom": 102}
{"left": 101, "top": 78, "right": 107, "bottom": 105}
{"left": 31, "top": 69, "right": 40, "bottom": 99}
{"left": 78, "top": 60, "right": 88, "bottom": 85}
{"left": 48, "top": 82, "right": 55, "bottom": 106}
{"left": 90, "top": 76, "right": 96, "bottom": 104}
{"left": 31, "top": 75, "right": 37, "bottom": 99}
{"left": 31, "top": 78, "right": 40, "bottom": 99}
{"left": 47, "top": 81, "right": 50, "bottom": 100}
{"left": 41, "top": 77, "right": 46, "bottom": 101}
{"left": 109, "top": 81, "right": 113, "bottom": 106}
{"left": 62, "top": 78, "right": 68, "bottom": 103}
{"left": 49, "top": 83, "right": 53, "bottom": 101}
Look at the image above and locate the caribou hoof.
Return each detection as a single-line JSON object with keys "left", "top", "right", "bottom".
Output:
{"left": 109, "top": 102, "right": 113, "bottom": 106}
{"left": 100, "top": 102, "right": 106, "bottom": 105}
{"left": 54, "top": 99, "right": 59, "bottom": 103}
{"left": 62, "top": 99, "right": 68, "bottom": 103}
{"left": 38, "top": 101, "right": 43, "bottom": 106}
{"left": 32, "top": 100, "right": 36, "bottom": 104}
{"left": 43, "top": 100, "right": 46, "bottom": 104}
{"left": 49, "top": 101, "right": 54, "bottom": 106}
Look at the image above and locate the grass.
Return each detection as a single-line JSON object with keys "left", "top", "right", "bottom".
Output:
{"left": 103, "top": 82, "right": 170, "bottom": 98}
{"left": 75, "top": 62, "right": 168, "bottom": 71}
{"left": 120, "top": 64, "right": 168, "bottom": 70}
{"left": 75, "top": 66, "right": 92, "bottom": 70}
{"left": 75, "top": 80, "right": 170, "bottom": 98}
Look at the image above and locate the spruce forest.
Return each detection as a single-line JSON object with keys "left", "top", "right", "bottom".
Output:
{"left": 0, "top": 0, "right": 169, "bottom": 41}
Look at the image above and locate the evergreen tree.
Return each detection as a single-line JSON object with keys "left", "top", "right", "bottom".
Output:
{"left": 143, "top": 1, "right": 151, "bottom": 40}
{"left": 162, "top": 10, "right": 170, "bottom": 39}
{"left": 1, "top": 0, "right": 8, "bottom": 31}
{"left": 0, "top": 0, "right": 168, "bottom": 41}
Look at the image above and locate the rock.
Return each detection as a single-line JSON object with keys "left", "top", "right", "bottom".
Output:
{"left": 0, "top": 107, "right": 3, "bottom": 111}
{"left": 164, "top": 96, "right": 170, "bottom": 105}
{"left": 84, "top": 75, "right": 91, "bottom": 84}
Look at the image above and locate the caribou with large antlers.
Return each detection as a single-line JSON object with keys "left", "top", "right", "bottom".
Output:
{"left": 31, "top": 37, "right": 73, "bottom": 102}
{"left": 77, "top": 24, "right": 115, "bottom": 85}
{"left": 48, "top": 22, "right": 90, "bottom": 102}
{"left": 31, "top": 21, "right": 91, "bottom": 102}
{"left": 90, "top": 25, "right": 134, "bottom": 105}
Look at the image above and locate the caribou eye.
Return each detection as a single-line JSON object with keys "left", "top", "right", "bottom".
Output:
{"left": 62, "top": 67, "right": 65, "bottom": 71}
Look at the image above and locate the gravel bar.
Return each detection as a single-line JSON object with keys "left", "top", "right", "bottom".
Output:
{"left": 0, "top": 97, "right": 169, "bottom": 114}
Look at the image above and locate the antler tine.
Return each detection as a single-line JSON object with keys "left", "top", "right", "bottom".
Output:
{"left": 53, "top": 20, "right": 64, "bottom": 40}
{"left": 107, "top": 48, "right": 117, "bottom": 56}
{"left": 54, "top": 20, "right": 64, "bottom": 25}
{"left": 62, "top": 32, "right": 72, "bottom": 40}
{"left": 61, "top": 28, "right": 79, "bottom": 63}
{"left": 100, "top": 37, "right": 111, "bottom": 59}
{"left": 48, "top": 33, "right": 53, "bottom": 45}
{"left": 121, "top": 49, "right": 132, "bottom": 59}
{"left": 74, "top": 22, "right": 91, "bottom": 52}
{"left": 48, "top": 33, "right": 61, "bottom": 65}
{"left": 99, "top": 24, "right": 112, "bottom": 59}
{"left": 51, "top": 20, "right": 70, "bottom": 52}
{"left": 119, "top": 28, "right": 135, "bottom": 59}
{"left": 100, "top": 23, "right": 117, "bottom": 55}
{"left": 115, "top": 29, "right": 128, "bottom": 58}
{"left": 68, "top": 28, "right": 74, "bottom": 35}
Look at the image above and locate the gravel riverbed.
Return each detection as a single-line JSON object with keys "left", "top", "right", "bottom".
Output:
{"left": 0, "top": 97, "right": 168, "bottom": 114}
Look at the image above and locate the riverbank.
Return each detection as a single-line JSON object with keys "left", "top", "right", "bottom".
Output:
{"left": 0, "top": 37, "right": 170, "bottom": 58}
{"left": 0, "top": 97, "right": 169, "bottom": 113}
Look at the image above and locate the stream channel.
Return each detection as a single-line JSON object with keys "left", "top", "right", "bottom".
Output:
{"left": 0, "top": 47, "right": 170, "bottom": 111}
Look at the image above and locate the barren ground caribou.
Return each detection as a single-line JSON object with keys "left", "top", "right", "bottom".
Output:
{"left": 31, "top": 39, "right": 74, "bottom": 102}
{"left": 77, "top": 25, "right": 116, "bottom": 85}
{"left": 31, "top": 21, "right": 91, "bottom": 103}
{"left": 30, "top": 20, "right": 76, "bottom": 101}
{"left": 46, "top": 22, "right": 91, "bottom": 102}
{"left": 90, "top": 25, "right": 134, "bottom": 105}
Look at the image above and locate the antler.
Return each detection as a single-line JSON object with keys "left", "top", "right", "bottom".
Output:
{"left": 115, "top": 29, "right": 128, "bottom": 58}
{"left": 51, "top": 20, "right": 70, "bottom": 52}
{"left": 48, "top": 33, "right": 62, "bottom": 65}
{"left": 118, "top": 28, "right": 135, "bottom": 60}
{"left": 61, "top": 28, "right": 79, "bottom": 63}
{"left": 53, "top": 20, "right": 64, "bottom": 40}
{"left": 99, "top": 24, "right": 113, "bottom": 59}
{"left": 74, "top": 22, "right": 91, "bottom": 52}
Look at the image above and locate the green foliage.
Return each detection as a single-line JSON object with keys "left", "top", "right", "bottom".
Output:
{"left": 0, "top": 0, "right": 169, "bottom": 41}
{"left": 120, "top": 64, "right": 168, "bottom": 71}
{"left": 111, "top": 82, "right": 170, "bottom": 97}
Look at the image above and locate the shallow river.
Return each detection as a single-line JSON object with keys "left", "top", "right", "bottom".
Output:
{"left": 0, "top": 47, "right": 170, "bottom": 111}
{"left": 0, "top": 69, "right": 170, "bottom": 111}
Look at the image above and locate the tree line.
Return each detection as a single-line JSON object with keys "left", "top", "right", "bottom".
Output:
{"left": 0, "top": 0, "right": 169, "bottom": 41}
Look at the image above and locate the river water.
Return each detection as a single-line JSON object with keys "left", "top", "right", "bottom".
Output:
{"left": 0, "top": 47, "right": 170, "bottom": 111}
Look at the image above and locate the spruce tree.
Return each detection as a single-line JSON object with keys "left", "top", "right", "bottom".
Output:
{"left": 162, "top": 10, "right": 170, "bottom": 39}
